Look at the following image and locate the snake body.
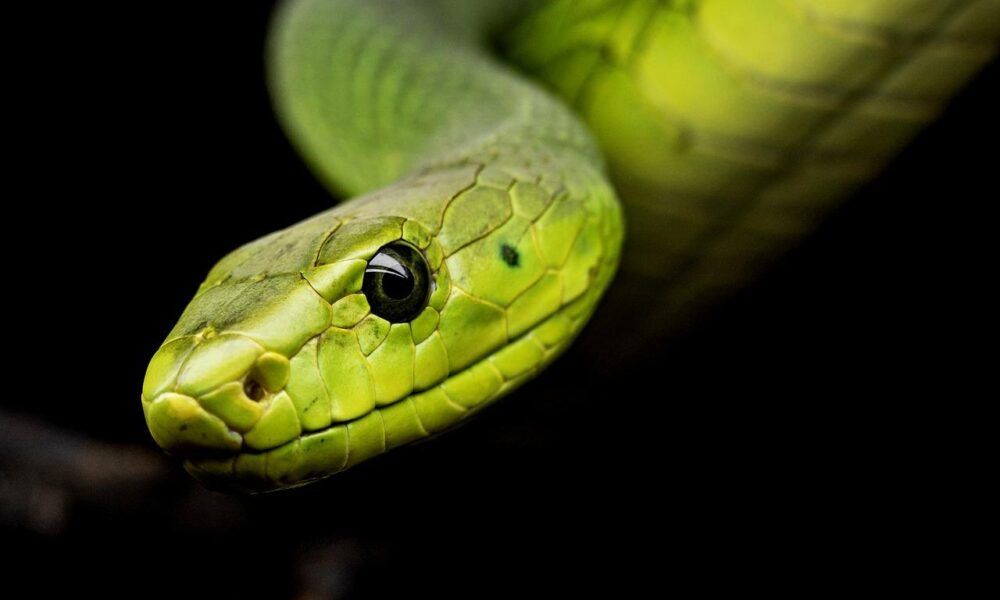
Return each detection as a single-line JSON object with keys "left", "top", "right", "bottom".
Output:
{"left": 141, "top": 0, "right": 998, "bottom": 492}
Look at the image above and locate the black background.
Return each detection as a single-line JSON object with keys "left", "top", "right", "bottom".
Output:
{"left": 3, "top": 2, "right": 995, "bottom": 597}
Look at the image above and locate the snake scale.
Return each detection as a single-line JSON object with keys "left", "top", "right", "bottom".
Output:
{"left": 140, "top": 0, "right": 998, "bottom": 492}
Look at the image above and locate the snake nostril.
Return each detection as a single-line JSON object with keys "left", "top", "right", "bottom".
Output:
{"left": 243, "top": 378, "right": 266, "bottom": 402}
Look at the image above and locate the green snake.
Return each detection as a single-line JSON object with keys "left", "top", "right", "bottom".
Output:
{"left": 140, "top": 0, "right": 998, "bottom": 492}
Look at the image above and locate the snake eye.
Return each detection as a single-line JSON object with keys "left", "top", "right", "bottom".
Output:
{"left": 362, "top": 242, "right": 430, "bottom": 322}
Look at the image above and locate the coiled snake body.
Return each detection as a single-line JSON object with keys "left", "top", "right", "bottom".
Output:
{"left": 141, "top": 0, "right": 998, "bottom": 492}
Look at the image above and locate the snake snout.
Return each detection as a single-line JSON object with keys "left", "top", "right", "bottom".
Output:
{"left": 141, "top": 331, "right": 293, "bottom": 457}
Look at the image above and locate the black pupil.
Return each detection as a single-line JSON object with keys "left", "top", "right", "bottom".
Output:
{"left": 362, "top": 243, "right": 429, "bottom": 322}
{"left": 381, "top": 266, "right": 414, "bottom": 299}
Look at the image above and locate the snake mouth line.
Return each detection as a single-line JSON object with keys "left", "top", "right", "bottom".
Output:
{"left": 227, "top": 317, "right": 560, "bottom": 456}
{"left": 183, "top": 298, "right": 588, "bottom": 490}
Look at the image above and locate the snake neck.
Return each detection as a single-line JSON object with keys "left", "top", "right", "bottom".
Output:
{"left": 269, "top": 0, "right": 606, "bottom": 198}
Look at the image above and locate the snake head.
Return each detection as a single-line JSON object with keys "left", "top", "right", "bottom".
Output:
{"left": 141, "top": 165, "right": 621, "bottom": 492}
